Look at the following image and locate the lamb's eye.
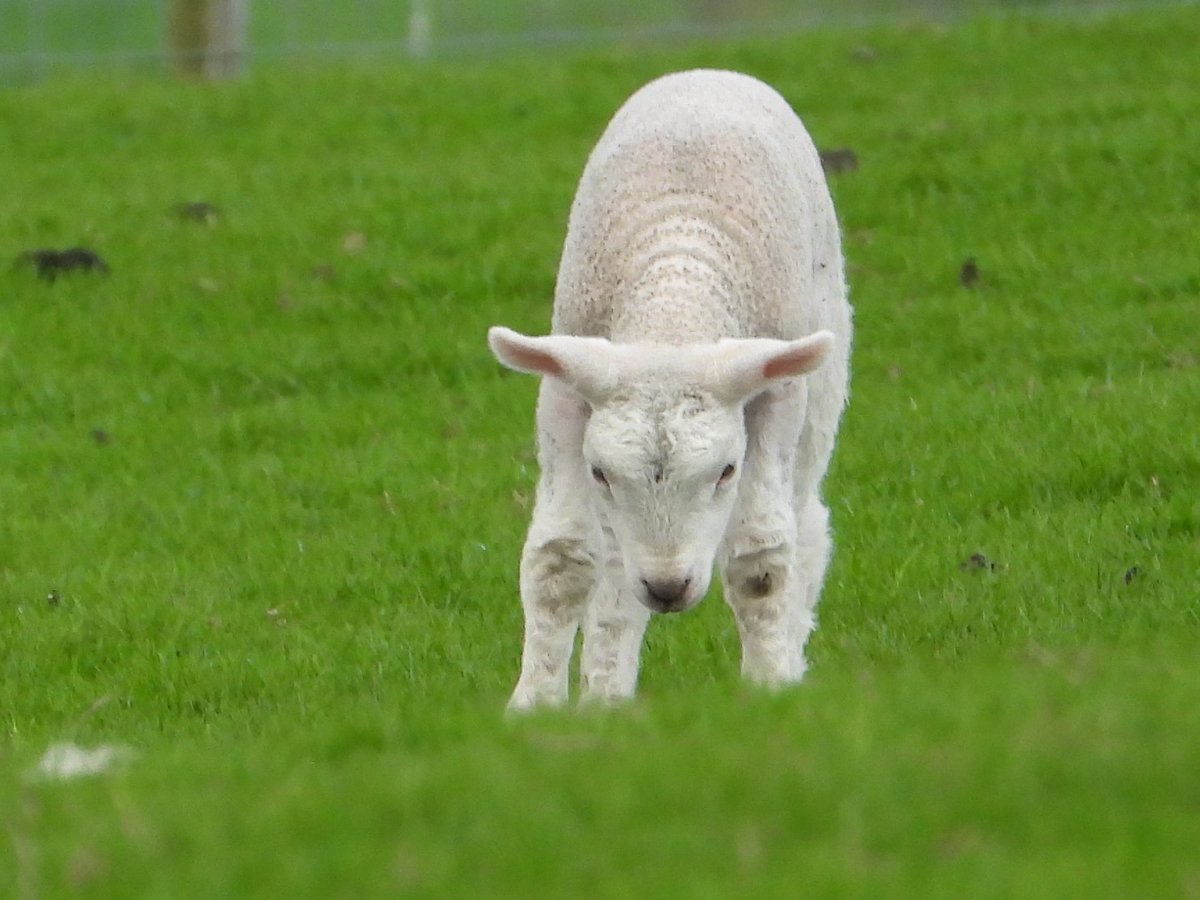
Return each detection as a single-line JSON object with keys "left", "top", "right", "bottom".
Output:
{"left": 591, "top": 466, "right": 609, "bottom": 487}
{"left": 718, "top": 464, "right": 736, "bottom": 485}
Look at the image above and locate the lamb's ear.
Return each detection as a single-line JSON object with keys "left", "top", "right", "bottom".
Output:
{"left": 487, "top": 326, "right": 616, "bottom": 403}
{"left": 712, "top": 330, "right": 836, "bottom": 403}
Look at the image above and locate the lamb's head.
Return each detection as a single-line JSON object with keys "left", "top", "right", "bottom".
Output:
{"left": 488, "top": 326, "right": 834, "bottom": 614}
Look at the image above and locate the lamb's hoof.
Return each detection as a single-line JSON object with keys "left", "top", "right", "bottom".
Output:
{"left": 505, "top": 685, "right": 567, "bottom": 714}
{"left": 506, "top": 692, "right": 537, "bottom": 714}
{"left": 578, "top": 688, "right": 636, "bottom": 709}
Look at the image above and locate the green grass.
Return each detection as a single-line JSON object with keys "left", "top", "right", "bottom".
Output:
{"left": 2, "top": 6, "right": 1199, "bottom": 897}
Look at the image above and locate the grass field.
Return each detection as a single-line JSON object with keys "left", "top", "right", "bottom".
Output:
{"left": 2, "top": 6, "right": 1199, "bottom": 897}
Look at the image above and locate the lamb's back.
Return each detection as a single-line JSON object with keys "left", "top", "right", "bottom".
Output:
{"left": 552, "top": 70, "right": 844, "bottom": 346}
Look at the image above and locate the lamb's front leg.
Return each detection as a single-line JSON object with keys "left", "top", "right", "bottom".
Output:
{"left": 719, "top": 385, "right": 809, "bottom": 687}
{"left": 721, "top": 529, "right": 805, "bottom": 686}
{"left": 722, "top": 493, "right": 829, "bottom": 687}
{"left": 509, "top": 526, "right": 595, "bottom": 711}
{"left": 508, "top": 379, "right": 594, "bottom": 712}
{"left": 579, "top": 538, "right": 651, "bottom": 705}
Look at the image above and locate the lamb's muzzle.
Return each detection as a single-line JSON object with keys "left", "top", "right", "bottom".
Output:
{"left": 639, "top": 576, "right": 694, "bottom": 614}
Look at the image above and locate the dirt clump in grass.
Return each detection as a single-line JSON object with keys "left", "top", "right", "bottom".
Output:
{"left": 16, "top": 247, "right": 109, "bottom": 281}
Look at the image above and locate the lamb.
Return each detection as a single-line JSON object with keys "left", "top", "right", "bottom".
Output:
{"left": 488, "top": 69, "right": 852, "bottom": 710}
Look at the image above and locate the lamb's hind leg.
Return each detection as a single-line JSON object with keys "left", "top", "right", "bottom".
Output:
{"left": 789, "top": 492, "right": 832, "bottom": 674}
{"left": 579, "top": 540, "right": 651, "bottom": 705}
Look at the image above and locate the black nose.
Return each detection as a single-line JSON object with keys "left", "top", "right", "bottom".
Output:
{"left": 641, "top": 577, "right": 692, "bottom": 612}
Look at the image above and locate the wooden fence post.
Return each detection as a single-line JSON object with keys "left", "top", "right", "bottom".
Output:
{"left": 168, "top": 0, "right": 247, "bottom": 78}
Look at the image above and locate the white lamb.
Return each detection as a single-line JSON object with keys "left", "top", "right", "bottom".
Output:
{"left": 488, "top": 69, "right": 852, "bottom": 710}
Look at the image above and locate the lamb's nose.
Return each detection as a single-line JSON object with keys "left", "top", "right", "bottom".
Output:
{"left": 641, "top": 577, "right": 692, "bottom": 612}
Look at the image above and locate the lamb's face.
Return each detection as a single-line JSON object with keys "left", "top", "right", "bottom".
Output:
{"left": 486, "top": 325, "right": 836, "bottom": 613}
{"left": 583, "top": 393, "right": 745, "bottom": 613}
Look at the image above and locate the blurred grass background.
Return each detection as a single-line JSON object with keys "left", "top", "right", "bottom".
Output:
{"left": 2, "top": 0, "right": 1194, "bottom": 79}
{"left": 1, "top": 3, "right": 1198, "bottom": 897}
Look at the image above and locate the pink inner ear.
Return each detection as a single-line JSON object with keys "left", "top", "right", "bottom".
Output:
{"left": 508, "top": 342, "right": 564, "bottom": 377}
{"left": 763, "top": 342, "right": 824, "bottom": 379}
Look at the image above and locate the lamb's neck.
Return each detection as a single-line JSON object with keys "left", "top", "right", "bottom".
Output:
{"left": 612, "top": 215, "right": 745, "bottom": 344}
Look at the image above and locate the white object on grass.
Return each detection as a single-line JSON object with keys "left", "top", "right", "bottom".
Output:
{"left": 489, "top": 69, "right": 852, "bottom": 710}
{"left": 29, "top": 742, "right": 133, "bottom": 781}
